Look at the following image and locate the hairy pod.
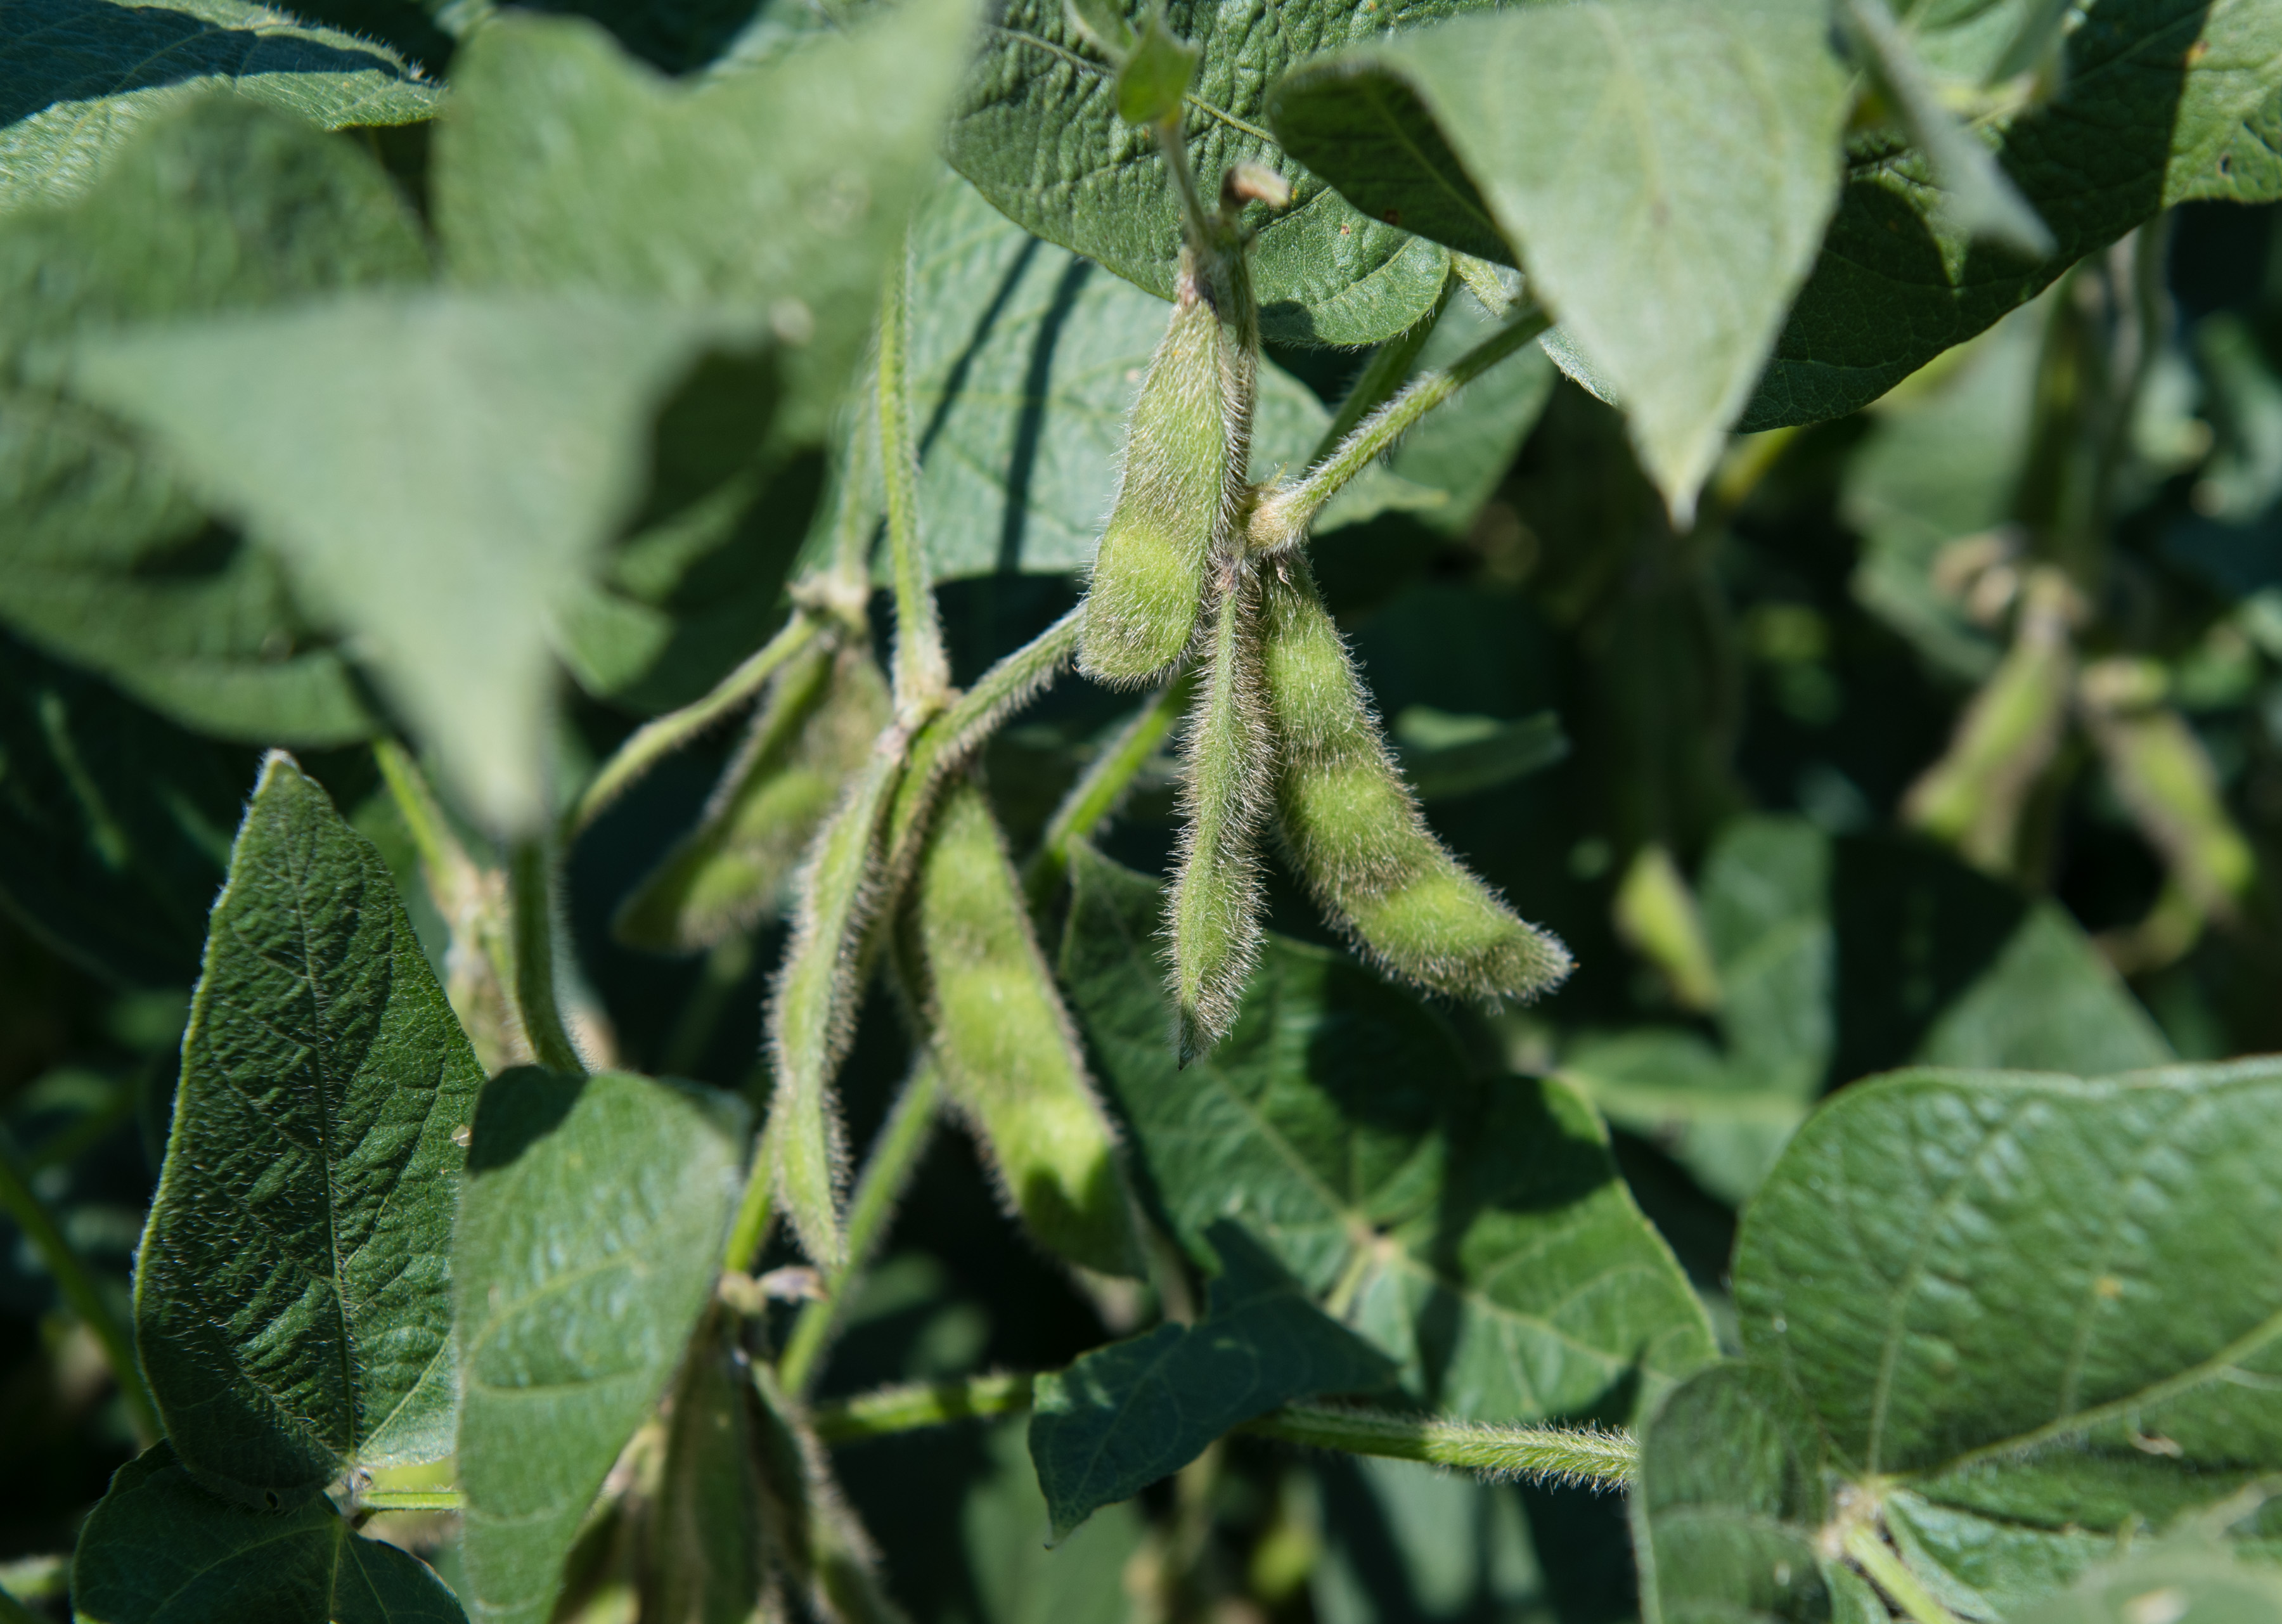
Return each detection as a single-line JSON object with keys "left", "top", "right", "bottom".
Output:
{"left": 616, "top": 641, "right": 891, "bottom": 954}
{"left": 903, "top": 776, "right": 1142, "bottom": 1276}
{"left": 765, "top": 736, "right": 904, "bottom": 1273}
{"left": 1260, "top": 554, "right": 1571, "bottom": 1004}
{"left": 2079, "top": 662, "right": 2256, "bottom": 918}
{"left": 1167, "top": 566, "right": 1272, "bottom": 1063}
{"left": 1079, "top": 250, "right": 1255, "bottom": 686}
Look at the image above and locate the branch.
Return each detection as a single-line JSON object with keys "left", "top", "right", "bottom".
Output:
{"left": 506, "top": 838, "right": 586, "bottom": 1077}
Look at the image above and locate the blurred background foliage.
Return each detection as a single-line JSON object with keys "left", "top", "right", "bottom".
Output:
{"left": 8, "top": 139, "right": 2282, "bottom": 1619}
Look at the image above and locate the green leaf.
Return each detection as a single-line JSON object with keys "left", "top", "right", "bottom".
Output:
{"left": 944, "top": 0, "right": 1458, "bottom": 347}
{"left": 433, "top": 0, "right": 978, "bottom": 441}
{"left": 67, "top": 292, "right": 755, "bottom": 833}
{"left": 1268, "top": 0, "right": 1850, "bottom": 516}
{"left": 641, "top": 1323, "right": 765, "bottom": 1624}
{"left": 2017, "top": 1540, "right": 2282, "bottom": 1623}
{"left": 1028, "top": 1219, "right": 1396, "bottom": 1538}
{"left": 0, "top": 96, "right": 425, "bottom": 747}
{"left": 0, "top": 631, "right": 254, "bottom": 988}
{"left": 0, "top": 0, "right": 437, "bottom": 219}
{"left": 133, "top": 754, "right": 484, "bottom": 1503}
{"left": 1645, "top": 1059, "right": 2282, "bottom": 1620}
{"left": 71, "top": 1441, "right": 466, "bottom": 1624}
{"left": 455, "top": 1066, "right": 746, "bottom": 1624}
{"left": 1742, "top": 0, "right": 2282, "bottom": 429}
{"left": 1057, "top": 846, "right": 1716, "bottom": 1427}
{"left": 1115, "top": 6, "right": 1197, "bottom": 126}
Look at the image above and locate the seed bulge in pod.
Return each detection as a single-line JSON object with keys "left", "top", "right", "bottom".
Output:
{"left": 616, "top": 642, "right": 891, "bottom": 954}
{"left": 1260, "top": 554, "right": 1571, "bottom": 1004}
{"left": 904, "top": 777, "right": 1142, "bottom": 1277}
{"left": 1078, "top": 263, "right": 1232, "bottom": 686}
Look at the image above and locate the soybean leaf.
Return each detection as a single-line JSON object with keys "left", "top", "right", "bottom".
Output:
{"left": 0, "top": 96, "right": 425, "bottom": 747}
{"left": 2018, "top": 1541, "right": 2282, "bottom": 1623}
{"left": 643, "top": 1324, "right": 765, "bottom": 1624}
{"left": 1028, "top": 1220, "right": 1396, "bottom": 1538}
{"left": 0, "top": 631, "right": 254, "bottom": 988}
{"left": 1057, "top": 846, "right": 1715, "bottom": 1427}
{"left": 1268, "top": 0, "right": 1849, "bottom": 516}
{"left": 1741, "top": 0, "right": 2282, "bottom": 429}
{"left": 456, "top": 1067, "right": 746, "bottom": 1624}
{"left": 71, "top": 1442, "right": 465, "bottom": 1624}
{"left": 1644, "top": 1060, "right": 2282, "bottom": 1621}
{"left": 434, "top": 0, "right": 977, "bottom": 442}
{"left": 68, "top": 293, "right": 756, "bottom": 834}
{"left": 134, "top": 754, "right": 484, "bottom": 1503}
{"left": 945, "top": 0, "right": 1460, "bottom": 347}
{"left": 0, "top": 0, "right": 437, "bottom": 218}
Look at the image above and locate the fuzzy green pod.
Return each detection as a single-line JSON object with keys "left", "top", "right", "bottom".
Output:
{"left": 1260, "top": 555, "right": 1571, "bottom": 1003}
{"left": 1078, "top": 254, "right": 1253, "bottom": 686}
{"left": 616, "top": 642, "right": 891, "bottom": 954}
{"left": 903, "top": 777, "right": 1142, "bottom": 1276}
{"left": 1167, "top": 567, "right": 1272, "bottom": 1062}
{"left": 765, "top": 738, "right": 903, "bottom": 1274}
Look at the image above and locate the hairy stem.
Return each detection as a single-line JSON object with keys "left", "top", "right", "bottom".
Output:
{"left": 778, "top": 1060, "right": 944, "bottom": 1398}
{"left": 568, "top": 614, "right": 823, "bottom": 837}
{"left": 1024, "top": 667, "right": 1197, "bottom": 907}
{"left": 808, "top": 1370, "right": 1036, "bottom": 1441}
{"left": 877, "top": 245, "right": 950, "bottom": 717}
{"left": 722, "top": 1109, "right": 781, "bottom": 1277}
{"left": 0, "top": 1123, "right": 159, "bottom": 1445}
{"left": 1306, "top": 274, "right": 1454, "bottom": 471}
{"left": 507, "top": 838, "right": 586, "bottom": 1076}
{"left": 1251, "top": 303, "right": 1552, "bottom": 551}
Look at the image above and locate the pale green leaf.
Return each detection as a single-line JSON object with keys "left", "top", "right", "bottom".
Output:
{"left": 455, "top": 1067, "right": 746, "bottom": 1624}
{"left": 67, "top": 292, "right": 752, "bottom": 833}
{"left": 2017, "top": 1540, "right": 2282, "bottom": 1624}
{"left": 70, "top": 1442, "right": 465, "bottom": 1624}
{"left": 0, "top": 0, "right": 437, "bottom": 218}
{"left": 1057, "top": 845, "right": 1716, "bottom": 1427}
{"left": 1269, "top": 0, "right": 1850, "bottom": 517}
{"left": 134, "top": 753, "right": 485, "bottom": 1502}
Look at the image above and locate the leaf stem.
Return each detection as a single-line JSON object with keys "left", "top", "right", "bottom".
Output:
{"left": 506, "top": 838, "right": 586, "bottom": 1076}
{"left": 808, "top": 1370, "right": 1036, "bottom": 1440}
{"left": 1023, "top": 667, "right": 1196, "bottom": 907}
{"left": 877, "top": 243, "right": 950, "bottom": 718}
{"left": 778, "top": 1060, "right": 944, "bottom": 1398}
{"left": 567, "top": 613, "right": 823, "bottom": 837}
{"left": 0, "top": 1123, "right": 159, "bottom": 1445}
{"left": 1307, "top": 274, "right": 1454, "bottom": 471}
{"left": 1250, "top": 302, "right": 1552, "bottom": 551}
{"left": 723, "top": 1108, "right": 780, "bottom": 1277}
{"left": 358, "top": 1488, "right": 466, "bottom": 1512}
{"left": 1841, "top": 1524, "right": 1967, "bottom": 1624}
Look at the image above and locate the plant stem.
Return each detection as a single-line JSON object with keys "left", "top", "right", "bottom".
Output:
{"left": 506, "top": 838, "right": 586, "bottom": 1076}
{"left": 722, "top": 1110, "right": 780, "bottom": 1277}
{"left": 1154, "top": 118, "right": 1218, "bottom": 259}
{"left": 877, "top": 244, "right": 950, "bottom": 718}
{"left": 1307, "top": 275, "right": 1454, "bottom": 471}
{"left": 1023, "top": 668, "right": 1196, "bottom": 907}
{"left": 1841, "top": 1524, "right": 1967, "bottom": 1624}
{"left": 1250, "top": 302, "right": 1552, "bottom": 551}
{"left": 359, "top": 1488, "right": 466, "bottom": 1512}
{"left": 567, "top": 614, "right": 822, "bottom": 837}
{"left": 778, "top": 1061, "right": 944, "bottom": 1398}
{"left": 808, "top": 1370, "right": 1036, "bottom": 1440}
{"left": 0, "top": 1123, "right": 159, "bottom": 1445}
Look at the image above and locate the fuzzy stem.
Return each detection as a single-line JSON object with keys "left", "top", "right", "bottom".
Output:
{"left": 808, "top": 1370, "right": 1036, "bottom": 1441}
{"left": 723, "top": 1109, "right": 782, "bottom": 1277}
{"left": 507, "top": 838, "right": 586, "bottom": 1076}
{"left": 1251, "top": 304, "right": 1551, "bottom": 551}
{"left": 0, "top": 1123, "right": 159, "bottom": 1445}
{"left": 1306, "top": 276, "right": 1454, "bottom": 471}
{"left": 568, "top": 614, "right": 822, "bottom": 837}
{"left": 1024, "top": 668, "right": 1196, "bottom": 907}
{"left": 778, "top": 1061, "right": 944, "bottom": 1398}
{"left": 1842, "top": 1524, "right": 1967, "bottom": 1624}
{"left": 1154, "top": 118, "right": 1219, "bottom": 260}
{"left": 877, "top": 245, "right": 950, "bottom": 718}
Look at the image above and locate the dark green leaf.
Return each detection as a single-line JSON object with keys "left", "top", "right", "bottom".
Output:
{"left": 945, "top": 0, "right": 1460, "bottom": 347}
{"left": 0, "top": 96, "right": 425, "bottom": 747}
{"left": 643, "top": 1323, "right": 765, "bottom": 1624}
{"left": 1028, "top": 1219, "right": 1396, "bottom": 1538}
{"left": 434, "top": 0, "right": 977, "bottom": 441}
{"left": 456, "top": 1067, "right": 746, "bottom": 1624}
{"left": 1114, "top": 8, "right": 1197, "bottom": 126}
{"left": 134, "top": 754, "right": 484, "bottom": 1503}
{"left": 1268, "top": 0, "right": 1849, "bottom": 513}
{"left": 71, "top": 1441, "right": 465, "bottom": 1624}
{"left": 0, "top": 0, "right": 437, "bottom": 218}
{"left": 1057, "top": 846, "right": 1715, "bottom": 1427}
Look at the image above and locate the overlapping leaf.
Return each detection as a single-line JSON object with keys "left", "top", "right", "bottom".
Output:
{"left": 134, "top": 754, "right": 484, "bottom": 1502}
{"left": 1058, "top": 846, "right": 1715, "bottom": 1427}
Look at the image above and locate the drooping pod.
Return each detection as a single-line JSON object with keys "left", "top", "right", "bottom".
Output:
{"left": 1078, "top": 247, "right": 1255, "bottom": 686}
{"left": 900, "top": 775, "right": 1142, "bottom": 1277}
{"left": 1166, "top": 564, "right": 1273, "bottom": 1062}
{"left": 1259, "top": 552, "right": 1571, "bottom": 1003}
{"left": 616, "top": 640, "right": 891, "bottom": 954}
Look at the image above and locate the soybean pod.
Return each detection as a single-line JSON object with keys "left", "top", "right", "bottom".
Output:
{"left": 901, "top": 776, "right": 1142, "bottom": 1277}
{"left": 1260, "top": 553, "right": 1571, "bottom": 1004}
{"left": 1167, "top": 564, "right": 1272, "bottom": 1063}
